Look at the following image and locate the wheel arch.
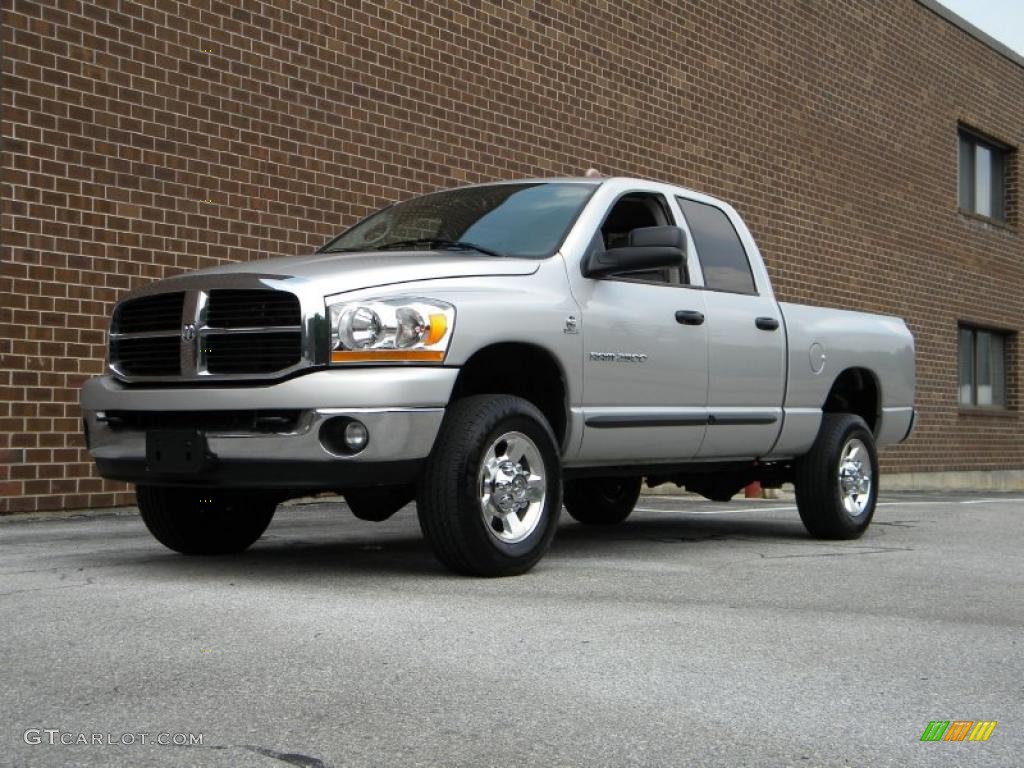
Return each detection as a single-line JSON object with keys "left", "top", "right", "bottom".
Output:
{"left": 449, "top": 342, "right": 570, "bottom": 449}
{"left": 822, "top": 367, "right": 881, "bottom": 435}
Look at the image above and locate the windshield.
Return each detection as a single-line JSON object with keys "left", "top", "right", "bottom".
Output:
{"left": 320, "top": 182, "right": 597, "bottom": 258}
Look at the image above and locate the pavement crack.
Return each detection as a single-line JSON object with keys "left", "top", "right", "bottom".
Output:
{"left": 244, "top": 745, "right": 329, "bottom": 768}
{"left": 759, "top": 546, "right": 913, "bottom": 559}
{"left": 0, "top": 581, "right": 94, "bottom": 596}
{"left": 649, "top": 534, "right": 758, "bottom": 544}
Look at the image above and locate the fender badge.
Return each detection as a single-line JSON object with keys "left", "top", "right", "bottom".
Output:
{"left": 589, "top": 352, "right": 648, "bottom": 363}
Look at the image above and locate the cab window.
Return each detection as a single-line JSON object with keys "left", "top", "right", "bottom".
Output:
{"left": 596, "top": 193, "right": 684, "bottom": 285}
{"left": 676, "top": 197, "right": 757, "bottom": 295}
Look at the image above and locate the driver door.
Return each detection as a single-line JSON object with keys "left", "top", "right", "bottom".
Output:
{"left": 570, "top": 191, "right": 710, "bottom": 463}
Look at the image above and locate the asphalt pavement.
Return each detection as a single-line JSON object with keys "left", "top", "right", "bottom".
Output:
{"left": 1, "top": 491, "right": 1022, "bottom": 767}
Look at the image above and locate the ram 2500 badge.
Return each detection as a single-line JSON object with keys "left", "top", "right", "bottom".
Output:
{"left": 81, "top": 178, "right": 916, "bottom": 576}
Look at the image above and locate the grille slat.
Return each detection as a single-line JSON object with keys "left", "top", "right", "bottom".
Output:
{"left": 206, "top": 290, "right": 301, "bottom": 328}
{"left": 112, "top": 292, "right": 185, "bottom": 334}
{"left": 110, "top": 337, "right": 180, "bottom": 376}
{"left": 205, "top": 331, "right": 302, "bottom": 374}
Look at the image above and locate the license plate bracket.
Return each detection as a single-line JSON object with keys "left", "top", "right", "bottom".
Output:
{"left": 146, "top": 430, "right": 212, "bottom": 474}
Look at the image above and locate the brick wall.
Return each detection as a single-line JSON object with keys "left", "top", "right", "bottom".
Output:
{"left": 2, "top": 0, "right": 1022, "bottom": 512}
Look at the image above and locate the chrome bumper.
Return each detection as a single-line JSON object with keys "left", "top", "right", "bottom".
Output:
{"left": 80, "top": 368, "right": 457, "bottom": 488}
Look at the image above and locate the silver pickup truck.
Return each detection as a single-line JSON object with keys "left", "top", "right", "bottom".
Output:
{"left": 81, "top": 177, "right": 915, "bottom": 576}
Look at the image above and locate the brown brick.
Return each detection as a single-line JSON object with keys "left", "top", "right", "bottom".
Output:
{"left": 0, "top": 449, "right": 26, "bottom": 464}
{"left": 1, "top": 0, "right": 1022, "bottom": 512}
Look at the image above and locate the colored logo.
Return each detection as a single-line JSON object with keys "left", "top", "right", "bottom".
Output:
{"left": 920, "top": 721, "right": 997, "bottom": 742}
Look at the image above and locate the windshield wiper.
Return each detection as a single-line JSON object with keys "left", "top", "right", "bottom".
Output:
{"left": 370, "top": 238, "right": 506, "bottom": 258}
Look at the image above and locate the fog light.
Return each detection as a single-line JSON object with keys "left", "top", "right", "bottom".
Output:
{"left": 319, "top": 416, "right": 370, "bottom": 456}
{"left": 343, "top": 421, "right": 369, "bottom": 452}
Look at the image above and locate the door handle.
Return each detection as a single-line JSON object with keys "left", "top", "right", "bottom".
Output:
{"left": 675, "top": 310, "right": 705, "bottom": 326}
{"left": 755, "top": 316, "right": 779, "bottom": 331}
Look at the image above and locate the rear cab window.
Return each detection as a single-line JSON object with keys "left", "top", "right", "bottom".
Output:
{"left": 676, "top": 197, "right": 757, "bottom": 294}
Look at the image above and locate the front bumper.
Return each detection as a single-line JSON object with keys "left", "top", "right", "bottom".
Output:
{"left": 81, "top": 368, "right": 457, "bottom": 489}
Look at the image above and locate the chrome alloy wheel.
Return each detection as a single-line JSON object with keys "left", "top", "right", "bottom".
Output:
{"left": 478, "top": 430, "right": 547, "bottom": 544}
{"left": 838, "top": 437, "right": 873, "bottom": 517}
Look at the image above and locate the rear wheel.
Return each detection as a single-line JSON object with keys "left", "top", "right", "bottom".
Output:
{"left": 794, "top": 413, "right": 878, "bottom": 539}
{"left": 416, "top": 395, "right": 562, "bottom": 577}
{"left": 564, "top": 477, "right": 642, "bottom": 525}
{"left": 136, "top": 486, "right": 277, "bottom": 555}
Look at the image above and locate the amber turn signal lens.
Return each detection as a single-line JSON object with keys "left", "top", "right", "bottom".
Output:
{"left": 425, "top": 313, "right": 448, "bottom": 345}
{"left": 330, "top": 350, "right": 446, "bottom": 363}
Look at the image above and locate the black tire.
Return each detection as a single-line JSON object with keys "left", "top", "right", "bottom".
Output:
{"left": 416, "top": 395, "right": 562, "bottom": 577}
{"left": 564, "top": 477, "right": 642, "bottom": 525}
{"left": 136, "top": 486, "right": 277, "bottom": 555}
{"left": 794, "top": 413, "right": 879, "bottom": 539}
{"left": 344, "top": 485, "right": 415, "bottom": 522}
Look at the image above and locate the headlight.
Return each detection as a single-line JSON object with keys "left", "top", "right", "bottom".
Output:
{"left": 327, "top": 297, "right": 455, "bottom": 364}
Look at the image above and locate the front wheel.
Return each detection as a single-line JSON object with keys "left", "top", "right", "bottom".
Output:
{"left": 794, "top": 413, "right": 878, "bottom": 539}
{"left": 136, "top": 486, "right": 277, "bottom": 555}
{"left": 564, "top": 477, "right": 642, "bottom": 525}
{"left": 416, "top": 395, "right": 562, "bottom": 577}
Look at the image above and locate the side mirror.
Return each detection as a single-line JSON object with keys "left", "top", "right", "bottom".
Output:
{"left": 583, "top": 226, "right": 686, "bottom": 278}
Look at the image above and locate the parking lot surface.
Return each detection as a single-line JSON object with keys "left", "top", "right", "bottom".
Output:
{"left": 2, "top": 491, "right": 1022, "bottom": 767}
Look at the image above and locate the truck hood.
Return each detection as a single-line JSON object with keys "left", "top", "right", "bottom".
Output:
{"left": 156, "top": 250, "right": 541, "bottom": 295}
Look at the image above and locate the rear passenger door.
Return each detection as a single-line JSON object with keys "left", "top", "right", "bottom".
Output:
{"left": 674, "top": 196, "right": 786, "bottom": 458}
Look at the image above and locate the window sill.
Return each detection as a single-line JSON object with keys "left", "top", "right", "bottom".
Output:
{"left": 958, "top": 406, "right": 1017, "bottom": 419}
{"left": 957, "top": 209, "right": 1016, "bottom": 233}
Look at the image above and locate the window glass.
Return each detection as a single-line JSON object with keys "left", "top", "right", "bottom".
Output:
{"left": 321, "top": 182, "right": 596, "bottom": 258}
{"left": 958, "top": 325, "right": 1009, "bottom": 408}
{"left": 958, "top": 327, "right": 974, "bottom": 406}
{"left": 957, "top": 128, "right": 1010, "bottom": 223}
{"left": 677, "top": 197, "right": 756, "bottom": 294}
{"left": 597, "top": 194, "right": 682, "bottom": 285}
{"left": 977, "top": 330, "right": 993, "bottom": 405}
{"left": 975, "top": 145, "right": 992, "bottom": 218}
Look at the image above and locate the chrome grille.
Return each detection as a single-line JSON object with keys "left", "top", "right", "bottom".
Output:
{"left": 112, "top": 292, "right": 184, "bottom": 334}
{"left": 205, "top": 331, "right": 302, "bottom": 374}
{"left": 206, "top": 289, "right": 301, "bottom": 328}
{"left": 108, "top": 286, "right": 307, "bottom": 382}
{"left": 109, "top": 336, "right": 181, "bottom": 376}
